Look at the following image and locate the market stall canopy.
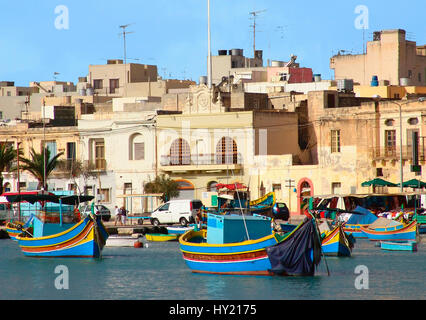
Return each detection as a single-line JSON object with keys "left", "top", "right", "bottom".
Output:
{"left": 361, "top": 178, "right": 398, "bottom": 187}
{"left": 397, "top": 179, "right": 426, "bottom": 188}
{"left": 216, "top": 183, "right": 247, "bottom": 190}
{"left": 59, "top": 195, "right": 95, "bottom": 205}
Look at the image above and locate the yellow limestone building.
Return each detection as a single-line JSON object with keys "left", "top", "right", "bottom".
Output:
{"left": 155, "top": 84, "right": 301, "bottom": 202}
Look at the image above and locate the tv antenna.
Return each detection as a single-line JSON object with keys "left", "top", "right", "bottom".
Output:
{"left": 119, "top": 23, "right": 135, "bottom": 95}
{"left": 249, "top": 9, "right": 266, "bottom": 58}
{"left": 119, "top": 24, "right": 135, "bottom": 65}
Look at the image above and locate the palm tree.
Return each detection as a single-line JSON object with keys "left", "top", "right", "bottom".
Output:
{"left": 0, "top": 143, "right": 21, "bottom": 195}
{"left": 20, "top": 147, "right": 64, "bottom": 190}
{"left": 144, "top": 174, "right": 180, "bottom": 202}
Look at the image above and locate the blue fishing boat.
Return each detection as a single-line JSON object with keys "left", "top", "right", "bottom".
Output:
{"left": 249, "top": 192, "right": 276, "bottom": 215}
{"left": 16, "top": 214, "right": 108, "bottom": 258}
{"left": 179, "top": 213, "right": 322, "bottom": 276}
{"left": 321, "top": 224, "right": 354, "bottom": 257}
{"left": 380, "top": 241, "right": 417, "bottom": 252}
{"left": 166, "top": 225, "right": 196, "bottom": 235}
{"left": 360, "top": 221, "right": 418, "bottom": 241}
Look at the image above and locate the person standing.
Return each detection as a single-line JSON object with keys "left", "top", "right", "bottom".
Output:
{"left": 120, "top": 206, "right": 128, "bottom": 225}
{"left": 114, "top": 206, "right": 122, "bottom": 226}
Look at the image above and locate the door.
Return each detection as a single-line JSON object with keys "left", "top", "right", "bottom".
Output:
{"left": 156, "top": 203, "right": 171, "bottom": 223}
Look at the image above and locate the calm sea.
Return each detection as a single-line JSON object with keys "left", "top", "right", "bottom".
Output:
{"left": 0, "top": 236, "right": 425, "bottom": 300}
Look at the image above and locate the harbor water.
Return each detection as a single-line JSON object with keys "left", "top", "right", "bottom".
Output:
{"left": 0, "top": 236, "right": 425, "bottom": 300}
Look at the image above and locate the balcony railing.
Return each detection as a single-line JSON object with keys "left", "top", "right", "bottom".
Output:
{"left": 370, "top": 146, "right": 426, "bottom": 161}
{"left": 160, "top": 153, "right": 243, "bottom": 167}
{"left": 84, "top": 159, "right": 107, "bottom": 171}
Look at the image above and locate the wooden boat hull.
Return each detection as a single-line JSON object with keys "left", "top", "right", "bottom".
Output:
{"left": 380, "top": 241, "right": 417, "bottom": 252}
{"left": 180, "top": 229, "right": 279, "bottom": 275}
{"left": 16, "top": 216, "right": 108, "bottom": 258}
{"left": 5, "top": 225, "right": 24, "bottom": 241}
{"left": 249, "top": 192, "right": 276, "bottom": 215}
{"left": 145, "top": 233, "right": 178, "bottom": 242}
{"left": 343, "top": 224, "right": 369, "bottom": 238}
{"left": 360, "top": 221, "right": 417, "bottom": 241}
{"left": 321, "top": 226, "right": 353, "bottom": 257}
{"left": 166, "top": 226, "right": 195, "bottom": 235}
{"left": 105, "top": 235, "right": 143, "bottom": 247}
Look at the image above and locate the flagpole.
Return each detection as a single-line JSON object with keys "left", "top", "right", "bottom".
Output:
{"left": 207, "top": 0, "right": 212, "bottom": 89}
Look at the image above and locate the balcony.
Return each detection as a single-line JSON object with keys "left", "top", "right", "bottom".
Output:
{"left": 84, "top": 159, "right": 107, "bottom": 172}
{"left": 370, "top": 146, "right": 426, "bottom": 162}
{"left": 160, "top": 153, "right": 244, "bottom": 173}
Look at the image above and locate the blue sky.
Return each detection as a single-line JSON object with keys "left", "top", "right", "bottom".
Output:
{"left": 0, "top": 0, "right": 425, "bottom": 86}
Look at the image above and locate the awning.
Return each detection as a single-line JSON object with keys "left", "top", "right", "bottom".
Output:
{"left": 361, "top": 178, "right": 398, "bottom": 187}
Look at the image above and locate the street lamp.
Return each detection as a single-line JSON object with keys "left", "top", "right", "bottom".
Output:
{"left": 374, "top": 96, "right": 426, "bottom": 192}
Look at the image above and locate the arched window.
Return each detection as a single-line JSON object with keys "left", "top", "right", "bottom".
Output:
{"left": 170, "top": 138, "right": 191, "bottom": 165}
{"left": 216, "top": 137, "right": 238, "bottom": 164}
{"left": 129, "top": 133, "right": 145, "bottom": 160}
{"left": 207, "top": 181, "right": 218, "bottom": 192}
{"left": 174, "top": 180, "right": 195, "bottom": 200}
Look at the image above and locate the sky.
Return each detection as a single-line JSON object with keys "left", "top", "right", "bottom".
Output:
{"left": 0, "top": 0, "right": 425, "bottom": 86}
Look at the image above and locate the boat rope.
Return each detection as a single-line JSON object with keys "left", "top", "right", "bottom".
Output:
{"left": 232, "top": 170, "right": 250, "bottom": 241}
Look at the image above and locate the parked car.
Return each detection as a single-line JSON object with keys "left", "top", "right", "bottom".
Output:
{"left": 79, "top": 204, "right": 111, "bottom": 222}
{"left": 272, "top": 202, "right": 290, "bottom": 221}
{"left": 150, "top": 199, "right": 203, "bottom": 227}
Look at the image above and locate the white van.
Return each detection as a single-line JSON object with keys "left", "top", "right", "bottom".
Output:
{"left": 150, "top": 199, "right": 203, "bottom": 226}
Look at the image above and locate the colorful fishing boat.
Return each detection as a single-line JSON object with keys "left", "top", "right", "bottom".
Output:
{"left": 360, "top": 221, "right": 418, "bottom": 241}
{"left": 413, "top": 214, "right": 426, "bottom": 234}
{"left": 145, "top": 233, "right": 179, "bottom": 242}
{"left": 16, "top": 214, "right": 108, "bottom": 258}
{"left": 321, "top": 225, "right": 354, "bottom": 257}
{"left": 380, "top": 241, "right": 417, "bottom": 252}
{"left": 166, "top": 225, "right": 196, "bottom": 235}
{"left": 249, "top": 192, "right": 276, "bottom": 215}
{"left": 105, "top": 234, "right": 144, "bottom": 247}
{"left": 179, "top": 214, "right": 322, "bottom": 276}
{"left": 5, "top": 215, "right": 35, "bottom": 240}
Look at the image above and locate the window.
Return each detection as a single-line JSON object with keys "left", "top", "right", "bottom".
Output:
{"left": 207, "top": 181, "right": 218, "bottom": 192}
{"left": 385, "top": 130, "right": 396, "bottom": 156}
{"left": 376, "top": 168, "right": 383, "bottom": 177}
{"left": 43, "top": 141, "right": 57, "bottom": 162}
{"left": 331, "top": 182, "right": 341, "bottom": 195}
{"left": 159, "top": 203, "right": 170, "bottom": 211}
{"left": 67, "top": 142, "right": 76, "bottom": 160}
{"left": 93, "top": 79, "right": 103, "bottom": 90}
{"left": 419, "top": 73, "right": 422, "bottom": 83}
{"left": 408, "top": 70, "right": 412, "bottom": 79}
{"left": 331, "top": 130, "right": 341, "bottom": 153}
{"left": 124, "top": 183, "right": 132, "bottom": 195}
{"left": 129, "top": 134, "right": 145, "bottom": 161}
{"left": 272, "top": 184, "right": 282, "bottom": 197}
{"left": 170, "top": 138, "right": 191, "bottom": 165}
{"left": 216, "top": 137, "right": 238, "bottom": 164}
{"left": 327, "top": 94, "right": 336, "bottom": 108}
{"left": 94, "top": 140, "right": 106, "bottom": 170}
{"left": 134, "top": 143, "right": 145, "bottom": 160}
{"left": 97, "top": 188, "right": 110, "bottom": 203}
{"left": 0, "top": 111, "right": 2, "bottom": 119}
{"left": 109, "top": 79, "right": 120, "bottom": 94}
